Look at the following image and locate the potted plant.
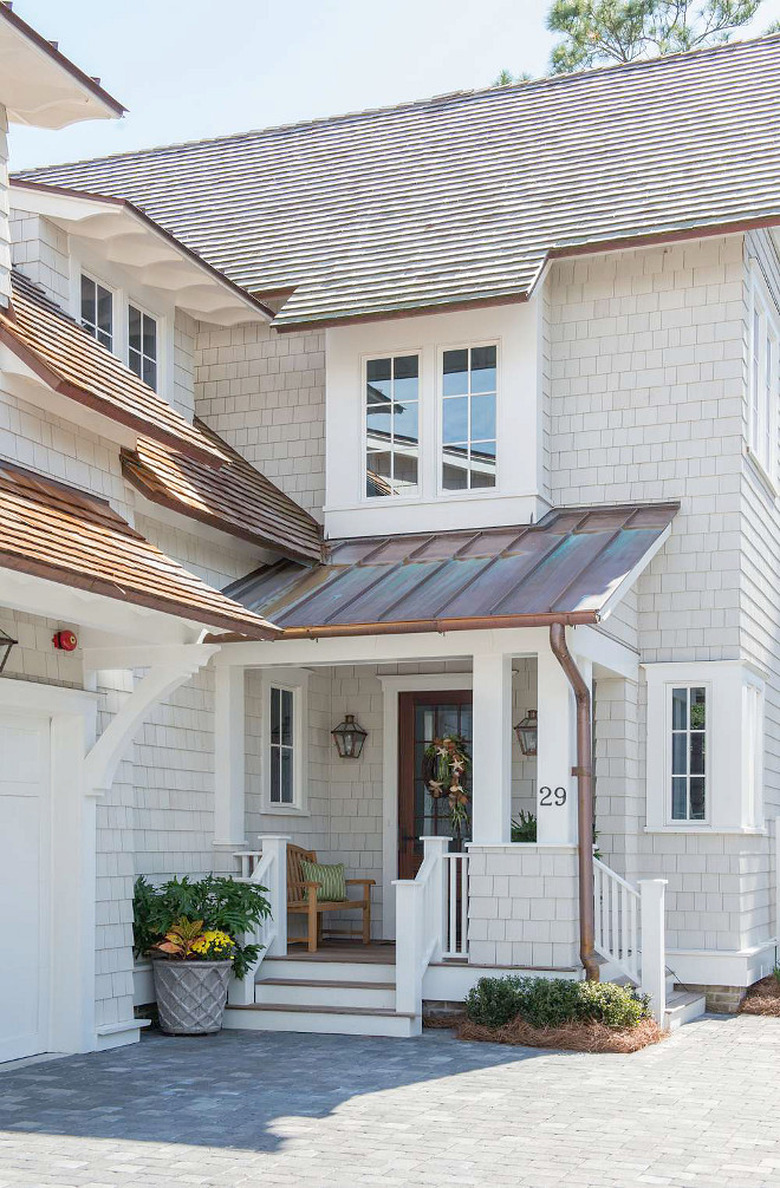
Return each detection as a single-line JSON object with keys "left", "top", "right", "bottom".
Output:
{"left": 133, "top": 875, "right": 271, "bottom": 1035}
{"left": 152, "top": 918, "right": 238, "bottom": 1035}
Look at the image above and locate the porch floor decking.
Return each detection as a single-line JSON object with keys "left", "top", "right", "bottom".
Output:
{"left": 283, "top": 941, "right": 396, "bottom": 964}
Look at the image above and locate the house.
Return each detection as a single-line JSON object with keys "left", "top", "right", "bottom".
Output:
{"left": 1, "top": 3, "right": 780, "bottom": 1059}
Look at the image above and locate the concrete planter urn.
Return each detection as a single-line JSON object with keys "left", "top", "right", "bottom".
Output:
{"left": 153, "top": 959, "right": 233, "bottom": 1035}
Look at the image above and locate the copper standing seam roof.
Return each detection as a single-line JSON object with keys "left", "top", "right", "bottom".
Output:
{"left": 0, "top": 272, "right": 226, "bottom": 467}
{"left": 223, "top": 504, "right": 678, "bottom": 639}
{"left": 122, "top": 420, "right": 323, "bottom": 564}
{"left": 0, "top": 460, "right": 279, "bottom": 640}
{"left": 17, "top": 34, "right": 780, "bottom": 328}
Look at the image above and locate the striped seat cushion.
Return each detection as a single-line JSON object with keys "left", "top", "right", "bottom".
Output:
{"left": 300, "top": 860, "right": 347, "bottom": 902}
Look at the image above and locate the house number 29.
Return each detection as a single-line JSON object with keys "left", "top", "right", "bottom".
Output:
{"left": 539, "top": 786, "right": 567, "bottom": 806}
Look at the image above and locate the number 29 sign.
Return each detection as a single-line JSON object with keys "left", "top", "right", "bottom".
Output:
{"left": 539, "top": 786, "right": 567, "bottom": 807}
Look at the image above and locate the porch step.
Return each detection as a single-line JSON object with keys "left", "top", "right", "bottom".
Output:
{"left": 255, "top": 977, "right": 396, "bottom": 1011}
{"left": 224, "top": 1002, "right": 420, "bottom": 1038}
{"left": 663, "top": 989, "right": 706, "bottom": 1032}
{"left": 259, "top": 957, "right": 396, "bottom": 985}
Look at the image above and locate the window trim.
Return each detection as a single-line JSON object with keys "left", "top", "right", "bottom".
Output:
{"left": 79, "top": 269, "right": 114, "bottom": 352}
{"left": 436, "top": 338, "right": 500, "bottom": 497}
{"left": 644, "top": 661, "right": 766, "bottom": 834}
{"left": 362, "top": 350, "right": 422, "bottom": 502}
{"left": 747, "top": 263, "right": 780, "bottom": 483}
{"left": 260, "top": 668, "right": 309, "bottom": 816}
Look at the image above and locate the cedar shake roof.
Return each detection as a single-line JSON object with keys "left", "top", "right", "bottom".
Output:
{"left": 225, "top": 503, "right": 678, "bottom": 639}
{"left": 0, "top": 273, "right": 225, "bottom": 466}
{"left": 17, "top": 35, "right": 780, "bottom": 327}
{"left": 0, "top": 460, "right": 279, "bottom": 639}
{"left": 122, "top": 421, "right": 323, "bottom": 563}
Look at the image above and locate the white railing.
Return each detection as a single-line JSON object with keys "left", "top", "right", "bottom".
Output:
{"left": 228, "top": 835, "right": 288, "bottom": 1006}
{"left": 442, "top": 851, "right": 470, "bottom": 960}
{"left": 593, "top": 857, "right": 667, "bottom": 1023}
{"left": 394, "top": 836, "right": 449, "bottom": 1017}
{"left": 593, "top": 857, "right": 640, "bottom": 983}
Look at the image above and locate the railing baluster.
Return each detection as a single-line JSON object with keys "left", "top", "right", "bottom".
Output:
{"left": 460, "top": 856, "right": 468, "bottom": 957}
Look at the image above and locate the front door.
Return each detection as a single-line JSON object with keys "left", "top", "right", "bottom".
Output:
{"left": 398, "top": 691, "right": 472, "bottom": 878}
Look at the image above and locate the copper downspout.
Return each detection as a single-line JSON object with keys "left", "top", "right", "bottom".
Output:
{"left": 549, "top": 622, "right": 599, "bottom": 982}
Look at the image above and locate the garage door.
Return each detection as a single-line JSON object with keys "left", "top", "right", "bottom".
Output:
{"left": 0, "top": 715, "right": 50, "bottom": 1063}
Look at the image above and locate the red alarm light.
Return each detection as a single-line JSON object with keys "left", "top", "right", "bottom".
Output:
{"left": 52, "top": 630, "right": 78, "bottom": 652}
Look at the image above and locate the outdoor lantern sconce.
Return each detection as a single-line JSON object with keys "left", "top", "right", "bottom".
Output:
{"left": 514, "top": 709, "right": 538, "bottom": 757}
{"left": 331, "top": 713, "right": 368, "bottom": 759}
{"left": 0, "top": 628, "right": 17, "bottom": 674}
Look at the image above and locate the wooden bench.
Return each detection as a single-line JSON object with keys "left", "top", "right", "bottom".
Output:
{"left": 287, "top": 844, "right": 375, "bottom": 953}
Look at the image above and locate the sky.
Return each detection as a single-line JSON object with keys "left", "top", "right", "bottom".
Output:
{"left": 9, "top": 0, "right": 780, "bottom": 171}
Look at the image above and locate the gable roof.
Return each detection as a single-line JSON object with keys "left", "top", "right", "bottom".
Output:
{"left": 0, "top": 459, "right": 279, "bottom": 639}
{"left": 16, "top": 35, "right": 780, "bottom": 328}
{"left": 0, "top": 272, "right": 225, "bottom": 466}
{"left": 122, "top": 420, "right": 323, "bottom": 563}
{"left": 225, "top": 503, "right": 678, "bottom": 639}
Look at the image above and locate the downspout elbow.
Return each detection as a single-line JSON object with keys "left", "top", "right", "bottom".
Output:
{"left": 549, "top": 622, "right": 599, "bottom": 982}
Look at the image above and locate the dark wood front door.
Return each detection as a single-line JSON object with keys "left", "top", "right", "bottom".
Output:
{"left": 398, "top": 690, "right": 473, "bottom": 879}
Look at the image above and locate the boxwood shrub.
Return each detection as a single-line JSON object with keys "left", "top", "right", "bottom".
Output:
{"left": 464, "top": 975, "right": 651, "bottom": 1031}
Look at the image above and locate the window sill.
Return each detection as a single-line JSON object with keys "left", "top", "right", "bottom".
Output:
{"left": 644, "top": 826, "right": 767, "bottom": 836}
{"left": 744, "top": 446, "right": 778, "bottom": 500}
{"left": 260, "top": 804, "right": 311, "bottom": 819}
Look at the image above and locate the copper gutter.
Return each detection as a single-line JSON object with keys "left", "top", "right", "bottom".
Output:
{"left": 549, "top": 621, "right": 599, "bottom": 982}
{"left": 204, "top": 609, "right": 600, "bottom": 645}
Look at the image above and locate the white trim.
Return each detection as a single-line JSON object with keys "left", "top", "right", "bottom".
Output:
{"left": 362, "top": 349, "right": 422, "bottom": 502}
{"left": 644, "top": 660, "right": 766, "bottom": 832}
{"left": 666, "top": 940, "right": 776, "bottom": 987}
{"left": 96, "top": 1018, "right": 151, "bottom": 1036}
{"left": 259, "top": 668, "right": 310, "bottom": 814}
{"left": 436, "top": 339, "right": 500, "bottom": 497}
{"left": 747, "top": 261, "right": 780, "bottom": 482}
{"left": 379, "top": 671, "right": 473, "bottom": 940}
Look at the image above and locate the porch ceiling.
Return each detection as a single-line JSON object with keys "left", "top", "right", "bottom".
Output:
{"left": 223, "top": 502, "right": 678, "bottom": 639}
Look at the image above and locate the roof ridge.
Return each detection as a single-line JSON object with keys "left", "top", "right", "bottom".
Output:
{"left": 16, "top": 30, "right": 780, "bottom": 177}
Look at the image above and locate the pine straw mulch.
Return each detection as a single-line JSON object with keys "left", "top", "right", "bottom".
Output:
{"left": 456, "top": 1015, "right": 663, "bottom": 1053}
{"left": 738, "top": 974, "right": 780, "bottom": 1017}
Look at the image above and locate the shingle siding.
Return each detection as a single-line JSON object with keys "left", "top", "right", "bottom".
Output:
{"left": 195, "top": 322, "right": 326, "bottom": 520}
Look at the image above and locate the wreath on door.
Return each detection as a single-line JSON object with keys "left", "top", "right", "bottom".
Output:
{"left": 422, "top": 734, "right": 471, "bottom": 837}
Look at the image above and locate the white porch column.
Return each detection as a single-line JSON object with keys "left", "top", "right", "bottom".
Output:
{"left": 471, "top": 651, "right": 513, "bottom": 844}
{"left": 536, "top": 643, "right": 592, "bottom": 845}
{"left": 214, "top": 666, "right": 246, "bottom": 848}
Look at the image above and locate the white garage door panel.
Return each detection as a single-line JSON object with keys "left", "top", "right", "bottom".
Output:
{"left": 0, "top": 717, "right": 50, "bottom": 1064}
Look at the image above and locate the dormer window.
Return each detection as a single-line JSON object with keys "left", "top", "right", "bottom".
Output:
{"left": 365, "top": 354, "right": 419, "bottom": 497}
{"left": 80, "top": 273, "right": 113, "bottom": 350}
{"left": 128, "top": 304, "right": 158, "bottom": 390}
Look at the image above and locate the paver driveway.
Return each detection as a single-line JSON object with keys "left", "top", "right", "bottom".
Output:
{"left": 1, "top": 1014, "right": 779, "bottom": 1187}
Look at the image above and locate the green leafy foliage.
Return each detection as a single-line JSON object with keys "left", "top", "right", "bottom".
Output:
{"left": 547, "top": 0, "right": 764, "bottom": 74}
{"left": 133, "top": 875, "right": 271, "bottom": 979}
{"left": 464, "top": 974, "right": 651, "bottom": 1030}
{"left": 511, "top": 810, "right": 538, "bottom": 842}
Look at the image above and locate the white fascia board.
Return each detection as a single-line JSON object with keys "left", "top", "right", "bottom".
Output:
{"left": 0, "top": 15, "right": 123, "bottom": 128}
{"left": 570, "top": 625, "right": 639, "bottom": 681}
{"left": 10, "top": 183, "right": 270, "bottom": 326}
{"left": 0, "top": 566, "right": 204, "bottom": 645}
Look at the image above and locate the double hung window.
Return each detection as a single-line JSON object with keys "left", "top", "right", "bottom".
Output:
{"left": 80, "top": 274, "right": 113, "bottom": 350}
{"left": 128, "top": 304, "right": 158, "bottom": 390}
{"left": 365, "top": 354, "right": 419, "bottom": 497}
{"left": 441, "top": 345, "right": 497, "bottom": 490}
{"left": 749, "top": 271, "right": 779, "bottom": 478}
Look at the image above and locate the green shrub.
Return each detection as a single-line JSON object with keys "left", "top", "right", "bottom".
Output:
{"left": 133, "top": 874, "right": 271, "bottom": 979}
{"left": 464, "top": 975, "right": 651, "bottom": 1031}
{"left": 463, "top": 975, "right": 527, "bottom": 1029}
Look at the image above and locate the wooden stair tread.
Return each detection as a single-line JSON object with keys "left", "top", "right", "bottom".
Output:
{"left": 232, "top": 1002, "right": 413, "bottom": 1019}
{"left": 259, "top": 977, "right": 395, "bottom": 990}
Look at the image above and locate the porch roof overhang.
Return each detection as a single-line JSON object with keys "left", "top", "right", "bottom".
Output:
{"left": 219, "top": 502, "right": 678, "bottom": 641}
{"left": 0, "top": 459, "right": 280, "bottom": 641}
